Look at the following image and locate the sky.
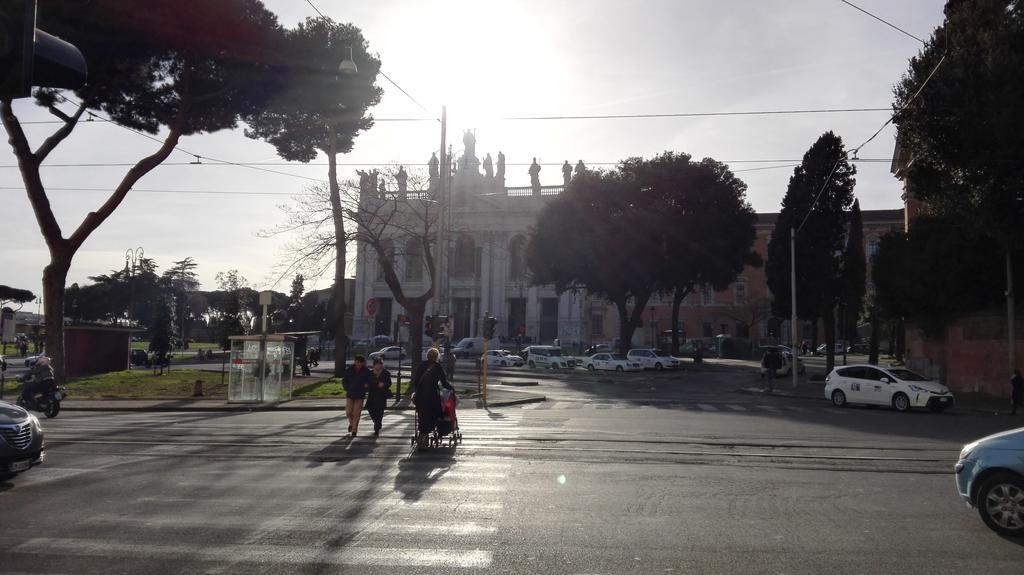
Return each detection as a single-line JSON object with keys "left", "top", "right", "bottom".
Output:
{"left": 0, "top": 0, "right": 946, "bottom": 299}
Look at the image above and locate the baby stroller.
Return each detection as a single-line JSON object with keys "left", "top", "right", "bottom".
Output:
{"left": 412, "top": 388, "right": 463, "bottom": 450}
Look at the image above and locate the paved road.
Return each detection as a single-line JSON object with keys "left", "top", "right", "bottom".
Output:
{"left": 3, "top": 364, "right": 1023, "bottom": 574}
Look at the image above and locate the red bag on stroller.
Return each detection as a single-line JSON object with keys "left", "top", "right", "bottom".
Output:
{"left": 436, "top": 388, "right": 458, "bottom": 436}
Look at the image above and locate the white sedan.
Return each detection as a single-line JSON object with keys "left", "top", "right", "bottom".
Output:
{"left": 626, "top": 349, "right": 680, "bottom": 370}
{"left": 368, "top": 346, "right": 406, "bottom": 362}
{"left": 484, "top": 350, "right": 524, "bottom": 368}
{"left": 824, "top": 364, "right": 955, "bottom": 412}
{"left": 583, "top": 353, "right": 642, "bottom": 372}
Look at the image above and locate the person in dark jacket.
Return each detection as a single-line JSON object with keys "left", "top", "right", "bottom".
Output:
{"left": 412, "top": 347, "right": 452, "bottom": 445}
{"left": 367, "top": 357, "right": 393, "bottom": 436}
{"left": 1011, "top": 369, "right": 1024, "bottom": 415}
{"left": 342, "top": 355, "right": 372, "bottom": 436}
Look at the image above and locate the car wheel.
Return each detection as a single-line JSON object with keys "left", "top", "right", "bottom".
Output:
{"left": 528, "top": 361, "right": 535, "bottom": 369}
{"left": 654, "top": 362, "right": 663, "bottom": 371}
{"left": 892, "top": 392, "right": 911, "bottom": 412}
{"left": 587, "top": 364, "right": 595, "bottom": 371}
{"left": 616, "top": 365, "right": 624, "bottom": 372}
{"left": 977, "top": 473, "right": 1024, "bottom": 537}
{"left": 831, "top": 389, "right": 847, "bottom": 407}
{"left": 44, "top": 400, "right": 60, "bottom": 418}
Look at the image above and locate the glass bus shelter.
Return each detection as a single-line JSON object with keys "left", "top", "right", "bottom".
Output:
{"left": 227, "top": 334, "right": 295, "bottom": 403}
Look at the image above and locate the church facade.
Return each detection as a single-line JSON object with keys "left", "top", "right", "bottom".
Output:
{"left": 351, "top": 135, "right": 904, "bottom": 351}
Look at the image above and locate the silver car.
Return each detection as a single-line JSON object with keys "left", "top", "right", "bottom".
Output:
{"left": 0, "top": 401, "right": 45, "bottom": 478}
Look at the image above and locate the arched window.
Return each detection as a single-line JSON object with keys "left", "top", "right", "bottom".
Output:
{"left": 509, "top": 235, "right": 527, "bottom": 280}
{"left": 454, "top": 234, "right": 476, "bottom": 278}
{"left": 376, "top": 239, "right": 394, "bottom": 281}
{"left": 405, "top": 238, "right": 423, "bottom": 281}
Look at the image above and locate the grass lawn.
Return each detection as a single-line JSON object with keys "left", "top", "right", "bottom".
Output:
{"left": 63, "top": 369, "right": 225, "bottom": 399}
{"left": 293, "top": 376, "right": 414, "bottom": 399}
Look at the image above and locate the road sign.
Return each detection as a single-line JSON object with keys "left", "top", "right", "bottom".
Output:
{"left": 365, "top": 298, "right": 377, "bottom": 316}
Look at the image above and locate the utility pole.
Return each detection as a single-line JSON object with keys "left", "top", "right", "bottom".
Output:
{"left": 791, "top": 227, "right": 799, "bottom": 390}
{"left": 433, "top": 106, "right": 447, "bottom": 320}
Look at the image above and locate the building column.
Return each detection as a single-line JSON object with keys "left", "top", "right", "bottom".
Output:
{"left": 527, "top": 286, "right": 539, "bottom": 342}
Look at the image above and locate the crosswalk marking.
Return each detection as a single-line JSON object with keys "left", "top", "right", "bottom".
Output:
{"left": 725, "top": 404, "right": 747, "bottom": 411}
{"left": 696, "top": 404, "right": 719, "bottom": 412}
{"left": 10, "top": 539, "right": 494, "bottom": 569}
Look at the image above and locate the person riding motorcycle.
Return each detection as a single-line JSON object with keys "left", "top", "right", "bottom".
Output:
{"left": 21, "top": 355, "right": 55, "bottom": 405}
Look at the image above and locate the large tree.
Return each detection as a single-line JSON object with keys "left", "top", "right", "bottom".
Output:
{"left": 266, "top": 168, "right": 438, "bottom": 371}
{"left": 766, "top": 131, "right": 856, "bottom": 373}
{"left": 0, "top": 286, "right": 35, "bottom": 309}
{"left": 162, "top": 257, "right": 201, "bottom": 344}
{"left": 244, "top": 16, "right": 382, "bottom": 376}
{"left": 620, "top": 152, "right": 759, "bottom": 355}
{"left": 892, "top": 0, "right": 1024, "bottom": 372}
{"left": 527, "top": 168, "right": 662, "bottom": 356}
{"left": 0, "top": 0, "right": 284, "bottom": 379}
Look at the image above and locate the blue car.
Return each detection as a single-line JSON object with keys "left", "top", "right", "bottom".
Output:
{"left": 955, "top": 427, "right": 1024, "bottom": 537}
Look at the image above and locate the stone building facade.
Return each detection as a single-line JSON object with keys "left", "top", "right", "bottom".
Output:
{"left": 352, "top": 137, "right": 902, "bottom": 351}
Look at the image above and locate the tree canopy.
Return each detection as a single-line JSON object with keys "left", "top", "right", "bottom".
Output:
{"left": 0, "top": 286, "right": 36, "bottom": 307}
{"left": 766, "top": 131, "right": 856, "bottom": 371}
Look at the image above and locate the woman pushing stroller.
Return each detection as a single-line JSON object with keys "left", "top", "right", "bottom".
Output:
{"left": 411, "top": 347, "right": 453, "bottom": 447}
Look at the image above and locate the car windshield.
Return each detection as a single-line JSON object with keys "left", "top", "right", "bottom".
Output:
{"left": 886, "top": 369, "right": 929, "bottom": 382}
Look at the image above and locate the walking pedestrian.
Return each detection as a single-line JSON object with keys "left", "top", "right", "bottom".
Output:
{"left": 367, "top": 357, "right": 393, "bottom": 436}
{"left": 412, "top": 348, "right": 452, "bottom": 448}
{"left": 1011, "top": 369, "right": 1024, "bottom": 415}
{"left": 342, "top": 355, "right": 371, "bottom": 436}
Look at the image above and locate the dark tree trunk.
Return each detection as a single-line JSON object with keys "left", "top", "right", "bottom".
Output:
{"left": 669, "top": 287, "right": 690, "bottom": 356}
{"left": 614, "top": 293, "right": 651, "bottom": 357}
{"left": 42, "top": 257, "right": 71, "bottom": 381}
{"left": 406, "top": 303, "right": 425, "bottom": 374}
{"left": 327, "top": 137, "right": 347, "bottom": 377}
{"left": 887, "top": 322, "right": 897, "bottom": 357}
{"left": 868, "top": 310, "right": 880, "bottom": 365}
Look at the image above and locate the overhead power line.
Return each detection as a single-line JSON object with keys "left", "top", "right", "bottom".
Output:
{"left": 304, "top": 0, "right": 326, "bottom": 19}
{"left": 838, "top": 0, "right": 926, "bottom": 44}
{"left": 498, "top": 107, "right": 890, "bottom": 121}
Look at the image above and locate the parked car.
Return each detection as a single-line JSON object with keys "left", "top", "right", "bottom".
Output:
{"left": 955, "top": 427, "right": 1024, "bottom": 537}
{"left": 483, "top": 349, "right": 524, "bottom": 368}
{"left": 626, "top": 348, "right": 680, "bottom": 370}
{"left": 824, "top": 364, "right": 955, "bottom": 412}
{"left": 368, "top": 346, "right": 406, "bottom": 362}
{"left": 584, "top": 353, "right": 642, "bottom": 372}
{"left": 129, "top": 349, "right": 151, "bottom": 367}
{"left": 0, "top": 401, "right": 45, "bottom": 478}
{"left": 759, "top": 346, "right": 805, "bottom": 377}
{"left": 583, "top": 344, "right": 612, "bottom": 357}
{"left": 525, "top": 345, "right": 573, "bottom": 369}
{"left": 450, "top": 337, "right": 501, "bottom": 359}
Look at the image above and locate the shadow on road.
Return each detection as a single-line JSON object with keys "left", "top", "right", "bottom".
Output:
{"left": 393, "top": 449, "right": 455, "bottom": 502}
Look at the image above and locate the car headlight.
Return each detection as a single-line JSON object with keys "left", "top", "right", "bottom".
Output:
{"left": 28, "top": 414, "right": 42, "bottom": 433}
{"left": 908, "top": 384, "right": 927, "bottom": 393}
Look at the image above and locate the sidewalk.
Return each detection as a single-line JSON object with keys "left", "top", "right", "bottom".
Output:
{"left": 735, "top": 379, "right": 1015, "bottom": 415}
{"left": 59, "top": 385, "right": 545, "bottom": 412}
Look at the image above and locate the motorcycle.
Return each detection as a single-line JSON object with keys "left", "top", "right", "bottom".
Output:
{"left": 17, "top": 373, "right": 66, "bottom": 418}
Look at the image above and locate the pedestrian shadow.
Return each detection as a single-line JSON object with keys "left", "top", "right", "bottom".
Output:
{"left": 393, "top": 449, "right": 455, "bottom": 502}
{"left": 304, "top": 434, "right": 379, "bottom": 469}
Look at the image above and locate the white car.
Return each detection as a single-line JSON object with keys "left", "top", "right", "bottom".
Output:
{"left": 525, "top": 346, "right": 573, "bottom": 370}
{"left": 484, "top": 350, "right": 524, "bottom": 368}
{"left": 368, "top": 346, "right": 406, "bottom": 362}
{"left": 583, "top": 353, "right": 642, "bottom": 372}
{"left": 626, "top": 349, "right": 680, "bottom": 370}
{"left": 824, "top": 364, "right": 955, "bottom": 413}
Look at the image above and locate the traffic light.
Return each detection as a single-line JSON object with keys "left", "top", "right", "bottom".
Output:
{"left": 483, "top": 316, "right": 497, "bottom": 339}
{"left": 434, "top": 315, "right": 449, "bottom": 339}
{"left": 0, "top": 0, "right": 87, "bottom": 99}
{"left": 424, "top": 315, "right": 433, "bottom": 338}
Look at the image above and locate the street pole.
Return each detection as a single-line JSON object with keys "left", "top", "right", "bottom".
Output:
{"left": 791, "top": 227, "right": 799, "bottom": 390}
{"left": 432, "top": 105, "right": 447, "bottom": 320}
